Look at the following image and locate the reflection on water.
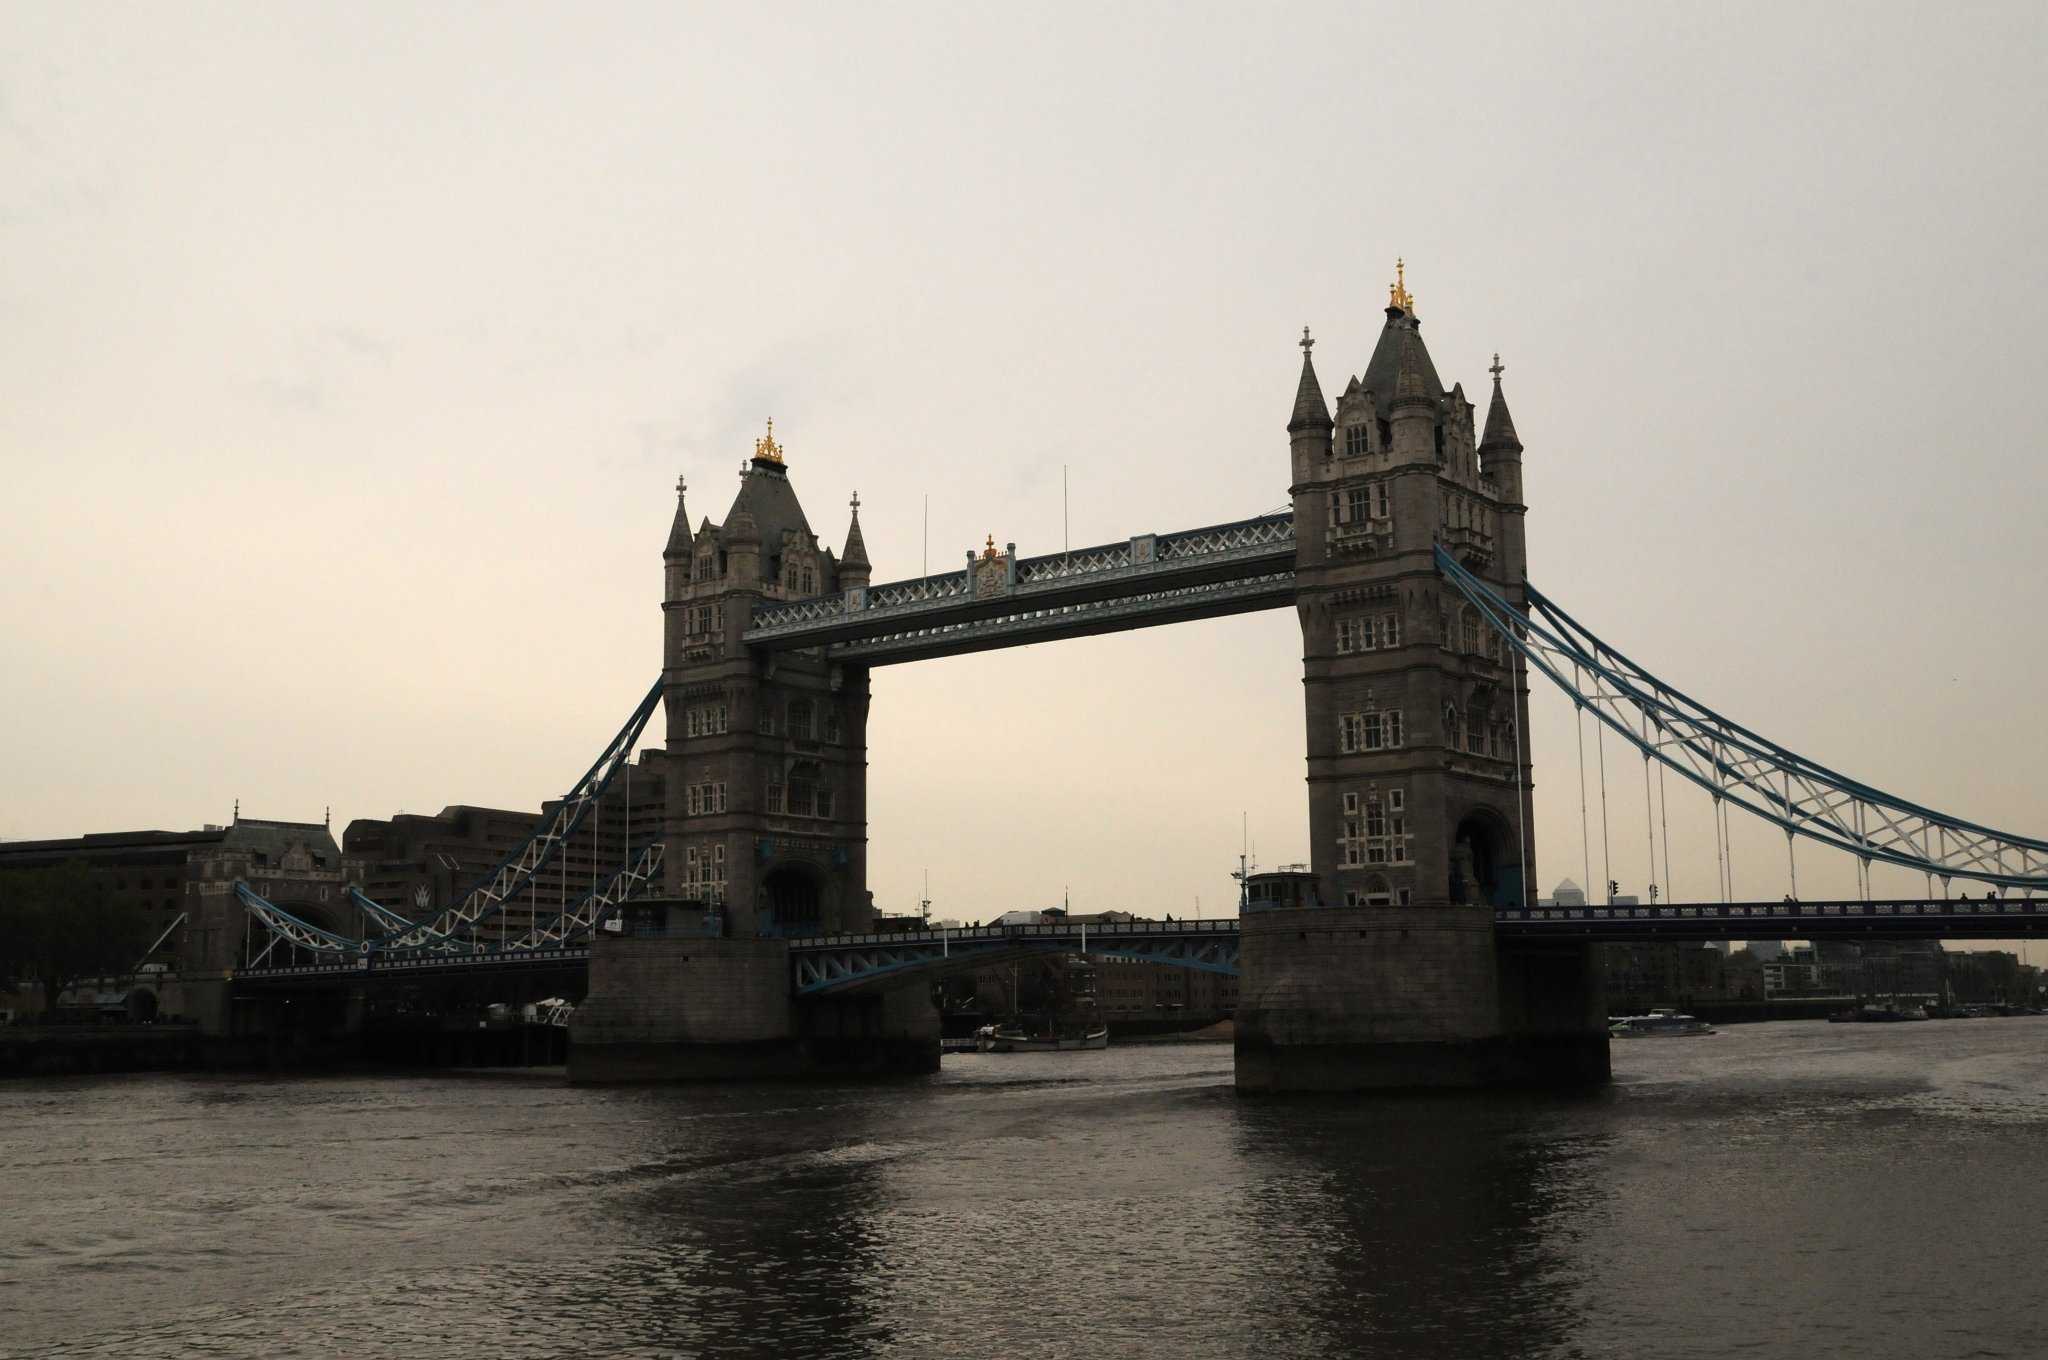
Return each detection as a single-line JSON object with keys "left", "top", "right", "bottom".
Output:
{"left": 5, "top": 1022, "right": 2047, "bottom": 1359}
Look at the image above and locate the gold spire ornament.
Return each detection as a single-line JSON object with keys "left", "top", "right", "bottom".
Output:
{"left": 1389, "top": 258, "right": 1415, "bottom": 316}
{"left": 754, "top": 418, "right": 785, "bottom": 464}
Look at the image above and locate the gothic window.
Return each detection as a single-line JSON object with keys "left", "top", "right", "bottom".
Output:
{"left": 766, "top": 782, "right": 784, "bottom": 814}
{"left": 1363, "top": 875, "right": 1393, "bottom": 907}
{"left": 1372, "top": 483, "right": 1389, "bottom": 520}
{"left": 1344, "top": 425, "right": 1368, "bottom": 457}
{"left": 787, "top": 776, "right": 815, "bottom": 818}
{"left": 1346, "top": 486, "right": 1371, "bottom": 523}
{"left": 1381, "top": 611, "right": 1401, "bottom": 647}
{"left": 822, "top": 708, "right": 841, "bottom": 743}
{"left": 1336, "top": 617, "right": 1372, "bottom": 654}
{"left": 694, "top": 553, "right": 716, "bottom": 581}
{"left": 1466, "top": 710, "right": 1486, "bottom": 755}
{"left": 787, "top": 699, "right": 814, "bottom": 740}
{"left": 1363, "top": 789, "right": 1412, "bottom": 865}
{"left": 1339, "top": 709, "right": 1403, "bottom": 752}
{"left": 1460, "top": 607, "right": 1481, "bottom": 655}
{"left": 1445, "top": 705, "right": 1463, "bottom": 748}
{"left": 801, "top": 567, "right": 816, "bottom": 593}
{"left": 1377, "top": 417, "right": 1391, "bottom": 449}
{"left": 760, "top": 708, "right": 776, "bottom": 737}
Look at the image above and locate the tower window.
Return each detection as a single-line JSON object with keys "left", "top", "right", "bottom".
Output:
{"left": 1344, "top": 426, "right": 1369, "bottom": 457}
{"left": 787, "top": 700, "right": 814, "bottom": 740}
{"left": 1339, "top": 709, "right": 1404, "bottom": 753}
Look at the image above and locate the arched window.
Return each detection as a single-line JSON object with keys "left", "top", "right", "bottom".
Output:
{"left": 1444, "top": 704, "right": 1462, "bottom": 749}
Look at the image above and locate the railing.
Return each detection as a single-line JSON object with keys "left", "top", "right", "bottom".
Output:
{"left": 745, "top": 512, "right": 1297, "bottom": 648}
{"left": 1496, "top": 897, "right": 2047, "bottom": 939}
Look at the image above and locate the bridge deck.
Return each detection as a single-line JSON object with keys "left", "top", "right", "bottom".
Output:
{"left": 229, "top": 899, "right": 2043, "bottom": 991}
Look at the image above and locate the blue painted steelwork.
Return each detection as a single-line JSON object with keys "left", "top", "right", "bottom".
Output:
{"left": 365, "top": 678, "right": 666, "bottom": 950}
{"left": 1497, "top": 897, "right": 2047, "bottom": 940}
{"left": 744, "top": 514, "right": 1296, "bottom": 663}
{"left": 1435, "top": 547, "right": 2048, "bottom": 892}
{"left": 789, "top": 919, "right": 1242, "bottom": 995}
{"left": 237, "top": 680, "right": 666, "bottom": 958}
{"left": 237, "top": 945, "right": 591, "bottom": 983}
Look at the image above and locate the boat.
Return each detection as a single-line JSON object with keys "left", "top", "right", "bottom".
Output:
{"left": 1828, "top": 1003, "right": 1930, "bottom": 1023}
{"left": 1609, "top": 1008, "right": 1716, "bottom": 1038}
{"left": 974, "top": 1024, "right": 1109, "bottom": 1053}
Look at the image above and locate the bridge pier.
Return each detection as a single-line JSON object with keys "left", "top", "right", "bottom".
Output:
{"left": 1234, "top": 907, "right": 1607, "bottom": 1091}
{"left": 567, "top": 935, "right": 939, "bottom": 1082}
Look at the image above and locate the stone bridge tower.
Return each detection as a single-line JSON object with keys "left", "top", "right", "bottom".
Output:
{"left": 572, "top": 424, "right": 937, "bottom": 1081}
{"left": 658, "top": 422, "right": 873, "bottom": 938}
{"left": 1236, "top": 266, "right": 1609, "bottom": 1091}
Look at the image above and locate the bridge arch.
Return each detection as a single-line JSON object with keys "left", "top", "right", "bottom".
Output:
{"left": 761, "top": 863, "right": 824, "bottom": 936}
{"left": 1452, "top": 806, "right": 1519, "bottom": 910}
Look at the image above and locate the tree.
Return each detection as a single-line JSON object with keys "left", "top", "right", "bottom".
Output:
{"left": 0, "top": 864, "right": 150, "bottom": 1018}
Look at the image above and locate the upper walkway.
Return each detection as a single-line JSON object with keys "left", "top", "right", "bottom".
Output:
{"left": 743, "top": 513, "right": 1296, "bottom": 663}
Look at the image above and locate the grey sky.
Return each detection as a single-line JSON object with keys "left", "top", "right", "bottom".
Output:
{"left": 3, "top": 3, "right": 2044, "bottom": 925}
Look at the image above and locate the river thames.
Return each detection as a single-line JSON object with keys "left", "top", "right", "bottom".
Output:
{"left": 4, "top": 1019, "right": 2045, "bottom": 1359}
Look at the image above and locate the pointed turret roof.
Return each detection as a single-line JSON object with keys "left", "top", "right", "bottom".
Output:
{"left": 1360, "top": 307, "right": 1445, "bottom": 411}
{"left": 719, "top": 421, "right": 813, "bottom": 561}
{"left": 1479, "top": 353, "right": 1522, "bottom": 450}
{"left": 840, "top": 492, "right": 869, "bottom": 570}
{"left": 664, "top": 475, "right": 693, "bottom": 558}
{"left": 1288, "top": 328, "right": 1332, "bottom": 432}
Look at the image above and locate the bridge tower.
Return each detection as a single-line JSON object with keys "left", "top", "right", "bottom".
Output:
{"left": 655, "top": 423, "right": 873, "bottom": 938}
{"left": 1235, "top": 268, "right": 1610, "bottom": 1091}
{"left": 570, "top": 425, "right": 938, "bottom": 1081}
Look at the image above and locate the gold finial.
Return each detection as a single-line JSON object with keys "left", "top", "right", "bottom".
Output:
{"left": 753, "top": 418, "right": 785, "bottom": 464}
{"left": 982, "top": 534, "right": 1001, "bottom": 561}
{"left": 1389, "top": 258, "right": 1415, "bottom": 315}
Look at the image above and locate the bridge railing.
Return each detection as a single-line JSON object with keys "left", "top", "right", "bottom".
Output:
{"left": 789, "top": 917, "right": 1242, "bottom": 952}
{"left": 1496, "top": 897, "right": 2046, "bottom": 939}
{"left": 745, "top": 513, "right": 1296, "bottom": 648}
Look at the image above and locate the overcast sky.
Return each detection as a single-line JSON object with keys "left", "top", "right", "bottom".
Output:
{"left": 4, "top": 3, "right": 2044, "bottom": 932}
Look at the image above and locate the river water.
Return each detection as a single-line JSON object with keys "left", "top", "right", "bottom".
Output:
{"left": 4, "top": 1020, "right": 2046, "bottom": 1359}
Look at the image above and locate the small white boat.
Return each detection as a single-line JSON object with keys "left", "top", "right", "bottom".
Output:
{"left": 974, "top": 1024, "right": 1109, "bottom": 1053}
{"left": 1609, "top": 1008, "right": 1716, "bottom": 1038}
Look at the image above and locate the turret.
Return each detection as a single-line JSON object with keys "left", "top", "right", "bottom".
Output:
{"left": 839, "top": 492, "right": 871, "bottom": 591}
{"left": 663, "top": 475, "right": 693, "bottom": 604}
{"left": 1288, "top": 328, "right": 1333, "bottom": 487}
{"left": 1479, "top": 354, "right": 1528, "bottom": 582}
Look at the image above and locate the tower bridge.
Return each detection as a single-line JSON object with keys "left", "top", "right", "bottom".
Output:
{"left": 215, "top": 269, "right": 2048, "bottom": 1090}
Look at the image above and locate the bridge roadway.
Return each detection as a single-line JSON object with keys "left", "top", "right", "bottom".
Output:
{"left": 229, "top": 898, "right": 2045, "bottom": 994}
